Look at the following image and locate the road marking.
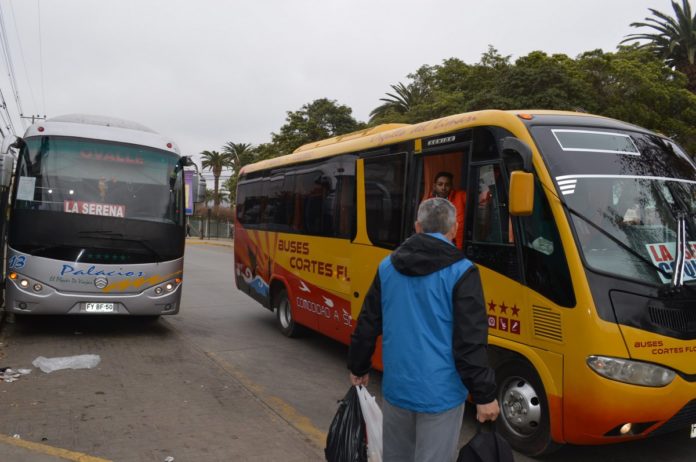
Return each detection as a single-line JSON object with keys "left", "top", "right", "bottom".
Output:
{"left": 206, "top": 350, "right": 327, "bottom": 450}
{"left": 0, "top": 434, "right": 112, "bottom": 461}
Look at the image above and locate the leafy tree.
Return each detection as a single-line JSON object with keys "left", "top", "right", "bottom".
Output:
{"left": 200, "top": 150, "right": 233, "bottom": 213}
{"left": 622, "top": 0, "right": 696, "bottom": 92}
{"left": 271, "top": 98, "right": 366, "bottom": 154}
{"left": 365, "top": 46, "right": 696, "bottom": 153}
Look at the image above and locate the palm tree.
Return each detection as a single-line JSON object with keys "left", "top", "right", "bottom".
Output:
{"left": 204, "top": 189, "right": 215, "bottom": 208}
{"left": 369, "top": 82, "right": 427, "bottom": 121}
{"left": 222, "top": 142, "right": 255, "bottom": 208}
{"left": 200, "top": 150, "right": 233, "bottom": 213}
{"left": 222, "top": 142, "right": 254, "bottom": 171}
{"left": 622, "top": 0, "right": 696, "bottom": 92}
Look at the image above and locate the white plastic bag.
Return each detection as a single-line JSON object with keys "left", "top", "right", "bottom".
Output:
{"left": 356, "top": 385, "right": 383, "bottom": 462}
{"left": 32, "top": 354, "right": 101, "bottom": 373}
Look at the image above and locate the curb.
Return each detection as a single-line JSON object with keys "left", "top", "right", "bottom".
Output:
{"left": 185, "top": 239, "right": 233, "bottom": 248}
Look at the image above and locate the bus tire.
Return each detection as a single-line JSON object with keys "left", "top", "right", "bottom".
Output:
{"left": 274, "top": 288, "right": 304, "bottom": 338}
{"left": 495, "top": 359, "right": 561, "bottom": 456}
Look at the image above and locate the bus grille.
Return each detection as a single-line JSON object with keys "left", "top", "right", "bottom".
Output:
{"left": 532, "top": 306, "right": 563, "bottom": 343}
{"left": 649, "top": 399, "right": 696, "bottom": 437}
{"left": 648, "top": 306, "right": 696, "bottom": 334}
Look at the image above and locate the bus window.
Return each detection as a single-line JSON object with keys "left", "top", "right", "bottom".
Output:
{"left": 263, "top": 174, "right": 288, "bottom": 229}
{"left": 295, "top": 170, "right": 325, "bottom": 234}
{"left": 237, "top": 176, "right": 266, "bottom": 226}
{"left": 473, "top": 164, "right": 509, "bottom": 244}
{"left": 467, "top": 163, "right": 519, "bottom": 279}
{"left": 519, "top": 180, "right": 575, "bottom": 307}
{"left": 364, "top": 153, "right": 407, "bottom": 249}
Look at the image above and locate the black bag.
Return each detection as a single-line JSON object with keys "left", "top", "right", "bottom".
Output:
{"left": 325, "top": 386, "right": 368, "bottom": 462}
{"left": 457, "top": 422, "right": 514, "bottom": 462}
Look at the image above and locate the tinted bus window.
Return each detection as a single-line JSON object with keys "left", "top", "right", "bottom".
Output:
{"left": 519, "top": 179, "right": 576, "bottom": 307}
{"left": 238, "top": 155, "right": 355, "bottom": 238}
{"left": 364, "top": 153, "right": 406, "bottom": 249}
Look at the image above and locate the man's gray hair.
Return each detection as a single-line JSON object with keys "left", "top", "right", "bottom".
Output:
{"left": 417, "top": 197, "right": 456, "bottom": 234}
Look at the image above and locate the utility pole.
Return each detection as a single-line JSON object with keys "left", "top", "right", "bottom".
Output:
{"left": 20, "top": 114, "right": 47, "bottom": 124}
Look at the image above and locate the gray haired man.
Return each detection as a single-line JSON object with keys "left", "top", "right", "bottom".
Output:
{"left": 348, "top": 197, "right": 499, "bottom": 462}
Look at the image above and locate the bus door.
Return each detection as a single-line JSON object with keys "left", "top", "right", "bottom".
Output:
{"left": 465, "top": 127, "right": 527, "bottom": 341}
{"left": 415, "top": 130, "right": 473, "bottom": 249}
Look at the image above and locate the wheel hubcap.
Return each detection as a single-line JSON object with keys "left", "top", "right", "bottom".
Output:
{"left": 500, "top": 377, "right": 542, "bottom": 437}
{"left": 278, "top": 299, "right": 292, "bottom": 329}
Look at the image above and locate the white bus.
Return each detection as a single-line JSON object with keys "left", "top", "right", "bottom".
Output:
{"left": 1, "top": 114, "right": 202, "bottom": 317}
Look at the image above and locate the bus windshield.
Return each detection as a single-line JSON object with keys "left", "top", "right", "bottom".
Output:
{"left": 531, "top": 124, "right": 696, "bottom": 286}
{"left": 14, "top": 136, "right": 181, "bottom": 224}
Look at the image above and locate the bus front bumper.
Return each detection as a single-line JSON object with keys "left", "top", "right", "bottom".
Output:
{"left": 4, "top": 277, "right": 181, "bottom": 315}
{"left": 563, "top": 367, "right": 696, "bottom": 444}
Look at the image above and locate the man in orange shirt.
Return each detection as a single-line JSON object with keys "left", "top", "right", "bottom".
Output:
{"left": 431, "top": 172, "right": 466, "bottom": 248}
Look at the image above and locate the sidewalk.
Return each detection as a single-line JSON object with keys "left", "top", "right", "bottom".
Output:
{"left": 185, "top": 236, "right": 234, "bottom": 248}
{"left": 0, "top": 316, "right": 321, "bottom": 461}
{"left": 0, "top": 236, "right": 239, "bottom": 461}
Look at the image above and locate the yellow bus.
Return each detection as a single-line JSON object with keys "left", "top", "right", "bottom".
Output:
{"left": 234, "top": 109, "right": 696, "bottom": 455}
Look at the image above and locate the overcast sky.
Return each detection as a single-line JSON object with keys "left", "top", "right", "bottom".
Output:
{"left": 0, "top": 0, "right": 678, "bottom": 170}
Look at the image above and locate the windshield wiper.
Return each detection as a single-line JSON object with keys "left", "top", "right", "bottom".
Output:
{"left": 565, "top": 205, "right": 672, "bottom": 280}
{"left": 78, "top": 230, "right": 123, "bottom": 237}
{"left": 672, "top": 214, "right": 687, "bottom": 288}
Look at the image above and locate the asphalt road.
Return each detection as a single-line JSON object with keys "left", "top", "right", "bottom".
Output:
{"left": 0, "top": 242, "right": 695, "bottom": 461}
{"left": 174, "top": 244, "right": 696, "bottom": 462}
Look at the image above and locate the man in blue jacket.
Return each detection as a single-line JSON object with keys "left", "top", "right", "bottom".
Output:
{"left": 348, "top": 197, "right": 499, "bottom": 462}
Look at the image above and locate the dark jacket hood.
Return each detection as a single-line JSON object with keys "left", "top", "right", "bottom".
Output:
{"left": 390, "top": 233, "right": 465, "bottom": 276}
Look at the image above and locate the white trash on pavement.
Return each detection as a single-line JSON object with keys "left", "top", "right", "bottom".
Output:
{"left": 32, "top": 354, "right": 101, "bottom": 373}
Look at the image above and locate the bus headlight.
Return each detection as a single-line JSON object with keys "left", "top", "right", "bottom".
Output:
{"left": 153, "top": 278, "right": 181, "bottom": 295}
{"left": 587, "top": 355, "right": 676, "bottom": 387}
{"left": 19, "top": 279, "right": 29, "bottom": 288}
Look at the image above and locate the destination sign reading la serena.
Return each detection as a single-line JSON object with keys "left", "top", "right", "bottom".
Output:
{"left": 645, "top": 241, "right": 696, "bottom": 283}
{"left": 64, "top": 200, "right": 126, "bottom": 218}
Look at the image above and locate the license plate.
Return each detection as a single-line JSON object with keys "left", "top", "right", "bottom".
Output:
{"left": 691, "top": 424, "right": 696, "bottom": 438}
{"left": 85, "top": 302, "right": 114, "bottom": 313}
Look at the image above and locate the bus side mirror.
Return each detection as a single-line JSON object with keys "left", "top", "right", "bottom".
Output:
{"left": 509, "top": 171, "right": 534, "bottom": 216}
{"left": 501, "top": 137, "right": 533, "bottom": 172}
{"left": 0, "top": 135, "right": 19, "bottom": 155}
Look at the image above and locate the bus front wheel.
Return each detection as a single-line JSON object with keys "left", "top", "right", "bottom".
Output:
{"left": 495, "top": 359, "right": 560, "bottom": 456}
{"left": 274, "top": 289, "right": 304, "bottom": 338}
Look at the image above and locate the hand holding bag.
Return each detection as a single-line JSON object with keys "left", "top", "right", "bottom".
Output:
{"left": 325, "top": 386, "right": 367, "bottom": 462}
{"left": 356, "top": 385, "right": 383, "bottom": 462}
{"left": 457, "top": 421, "right": 514, "bottom": 462}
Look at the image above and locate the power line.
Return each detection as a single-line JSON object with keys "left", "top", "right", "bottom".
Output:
{"left": 8, "top": 0, "right": 39, "bottom": 114}
{"left": 0, "top": 0, "right": 25, "bottom": 131}
{"left": 0, "top": 88, "right": 17, "bottom": 137}
{"left": 37, "top": 0, "right": 45, "bottom": 114}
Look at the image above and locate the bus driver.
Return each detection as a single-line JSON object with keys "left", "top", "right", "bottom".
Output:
{"left": 430, "top": 171, "right": 466, "bottom": 248}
